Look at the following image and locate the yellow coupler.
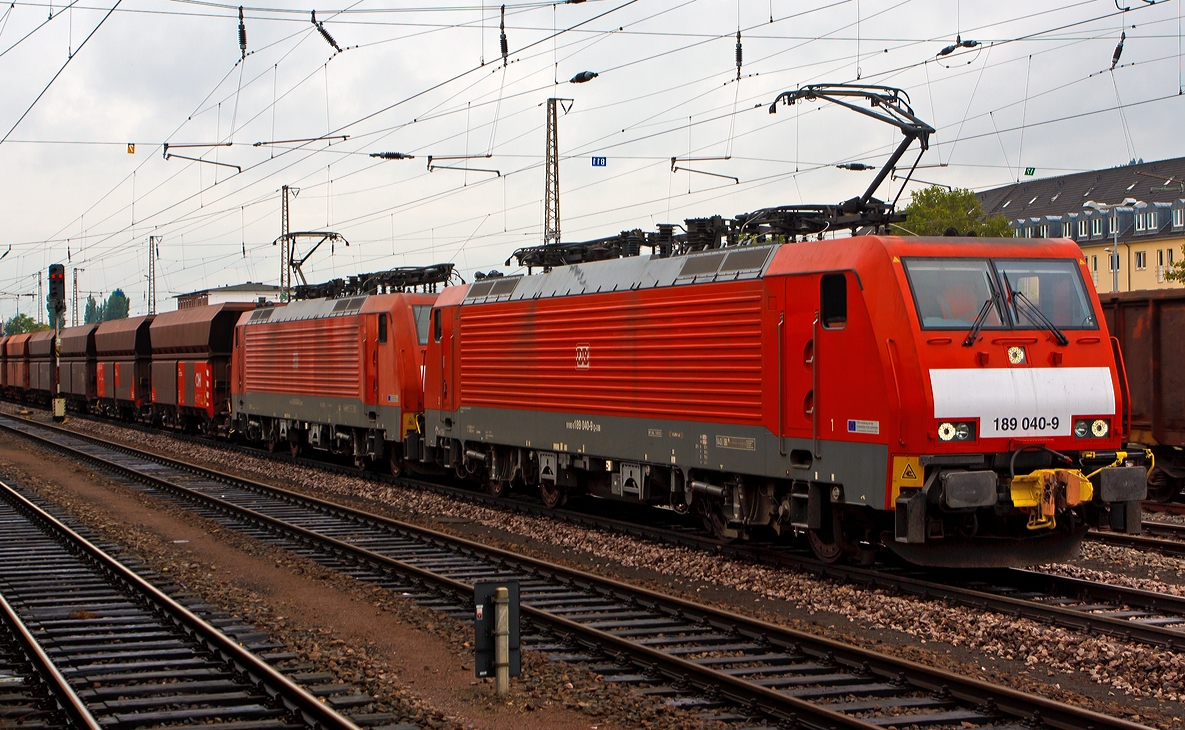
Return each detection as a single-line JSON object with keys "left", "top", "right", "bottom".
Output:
{"left": 1009, "top": 469, "right": 1094, "bottom": 530}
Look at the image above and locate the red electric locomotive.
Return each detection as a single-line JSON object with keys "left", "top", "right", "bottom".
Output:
{"left": 230, "top": 289, "right": 437, "bottom": 472}
{"left": 421, "top": 234, "right": 1145, "bottom": 567}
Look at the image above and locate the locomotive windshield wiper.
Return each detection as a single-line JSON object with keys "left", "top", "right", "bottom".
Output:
{"left": 962, "top": 292, "right": 1000, "bottom": 347}
{"left": 1009, "top": 289, "right": 1069, "bottom": 346}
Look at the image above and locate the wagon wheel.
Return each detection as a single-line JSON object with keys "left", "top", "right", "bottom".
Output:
{"left": 486, "top": 479, "right": 509, "bottom": 497}
{"left": 539, "top": 481, "right": 565, "bottom": 508}
{"left": 1146, "top": 466, "right": 1180, "bottom": 503}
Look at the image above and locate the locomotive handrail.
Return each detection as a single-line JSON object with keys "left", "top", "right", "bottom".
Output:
{"left": 811, "top": 311, "right": 820, "bottom": 459}
{"left": 886, "top": 338, "right": 904, "bottom": 448}
{"left": 777, "top": 313, "right": 785, "bottom": 456}
{"left": 1111, "top": 335, "right": 1133, "bottom": 440}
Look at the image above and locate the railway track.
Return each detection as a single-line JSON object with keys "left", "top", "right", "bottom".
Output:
{"left": 0, "top": 413, "right": 1159, "bottom": 730}
{"left": 37, "top": 413, "right": 1185, "bottom": 653}
{"left": 0, "top": 471, "right": 379, "bottom": 730}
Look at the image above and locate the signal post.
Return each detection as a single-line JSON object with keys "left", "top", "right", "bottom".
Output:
{"left": 48, "top": 264, "right": 66, "bottom": 421}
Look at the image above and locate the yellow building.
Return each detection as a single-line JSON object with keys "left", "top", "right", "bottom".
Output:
{"left": 977, "top": 158, "right": 1185, "bottom": 294}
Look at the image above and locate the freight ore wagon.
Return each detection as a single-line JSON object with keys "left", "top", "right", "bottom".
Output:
{"left": 231, "top": 293, "right": 435, "bottom": 472}
{"left": 26, "top": 330, "right": 56, "bottom": 403}
{"left": 3, "top": 333, "right": 30, "bottom": 396}
{"left": 94, "top": 315, "right": 154, "bottom": 419}
{"left": 1101, "top": 288, "right": 1185, "bottom": 501}
{"left": 59, "top": 324, "right": 98, "bottom": 410}
{"left": 150, "top": 303, "right": 253, "bottom": 433}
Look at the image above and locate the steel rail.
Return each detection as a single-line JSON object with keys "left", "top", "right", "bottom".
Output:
{"left": 0, "top": 475, "right": 362, "bottom": 730}
{"left": 0, "top": 414, "right": 1155, "bottom": 730}
{"left": 1087, "top": 530, "right": 1185, "bottom": 557}
{"left": 1139, "top": 519, "right": 1185, "bottom": 540}
{"left": 0, "top": 588, "right": 100, "bottom": 730}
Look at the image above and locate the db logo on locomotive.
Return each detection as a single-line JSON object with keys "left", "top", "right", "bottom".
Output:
{"left": 575, "top": 344, "right": 590, "bottom": 370}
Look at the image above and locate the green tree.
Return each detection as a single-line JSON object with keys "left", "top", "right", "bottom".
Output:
{"left": 83, "top": 295, "right": 101, "bottom": 324}
{"left": 897, "top": 186, "right": 1013, "bottom": 237}
{"left": 102, "top": 289, "right": 129, "bottom": 321}
{"left": 3, "top": 314, "right": 50, "bottom": 335}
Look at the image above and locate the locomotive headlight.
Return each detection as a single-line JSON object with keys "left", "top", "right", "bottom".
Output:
{"left": 1074, "top": 418, "right": 1110, "bottom": 438}
{"left": 938, "top": 421, "right": 975, "bottom": 442}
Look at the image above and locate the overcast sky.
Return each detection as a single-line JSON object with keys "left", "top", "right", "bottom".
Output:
{"left": 2, "top": 0, "right": 1183, "bottom": 320}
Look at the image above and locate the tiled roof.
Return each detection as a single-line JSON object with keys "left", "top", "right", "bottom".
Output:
{"left": 977, "top": 157, "right": 1185, "bottom": 220}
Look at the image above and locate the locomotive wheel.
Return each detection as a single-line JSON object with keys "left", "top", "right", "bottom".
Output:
{"left": 388, "top": 451, "right": 404, "bottom": 479}
{"left": 289, "top": 440, "right": 301, "bottom": 458}
{"left": 696, "top": 499, "right": 739, "bottom": 544}
{"left": 807, "top": 512, "right": 848, "bottom": 564}
{"left": 266, "top": 433, "right": 279, "bottom": 453}
{"left": 539, "top": 481, "right": 565, "bottom": 508}
{"left": 807, "top": 529, "right": 844, "bottom": 563}
{"left": 487, "top": 479, "right": 509, "bottom": 497}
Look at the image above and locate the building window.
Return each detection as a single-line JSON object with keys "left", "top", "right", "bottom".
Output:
{"left": 1038, "top": 225, "right": 1049, "bottom": 238}
{"left": 1173, "top": 208, "right": 1184, "bottom": 228}
{"left": 1136, "top": 251, "right": 1147, "bottom": 270}
{"left": 1170, "top": 248, "right": 1176, "bottom": 265}
{"left": 1078, "top": 219, "right": 1088, "bottom": 238}
{"left": 1013, "top": 226, "right": 1021, "bottom": 238}
{"left": 1091, "top": 217, "right": 1103, "bottom": 236}
{"left": 1111, "top": 253, "right": 1119, "bottom": 272}
{"left": 1147, "top": 211, "right": 1158, "bottom": 231}
{"left": 1025, "top": 226, "right": 1034, "bottom": 238}
{"left": 1136, "top": 214, "right": 1146, "bottom": 232}
{"left": 1159, "top": 249, "right": 1165, "bottom": 267}
{"left": 1092, "top": 255, "right": 1098, "bottom": 271}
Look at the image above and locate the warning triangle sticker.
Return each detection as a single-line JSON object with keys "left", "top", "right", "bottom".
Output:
{"left": 901, "top": 463, "right": 918, "bottom": 480}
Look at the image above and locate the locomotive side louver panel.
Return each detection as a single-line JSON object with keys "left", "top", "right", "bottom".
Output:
{"left": 458, "top": 282, "right": 765, "bottom": 423}
{"left": 243, "top": 317, "right": 362, "bottom": 399}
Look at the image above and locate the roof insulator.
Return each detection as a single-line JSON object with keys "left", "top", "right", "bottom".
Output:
{"left": 570, "top": 70, "right": 598, "bottom": 83}
{"left": 1112, "top": 30, "right": 1125, "bottom": 69}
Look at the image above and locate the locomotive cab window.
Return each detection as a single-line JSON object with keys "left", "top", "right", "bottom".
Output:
{"left": 904, "top": 259, "right": 1004, "bottom": 330}
{"left": 433, "top": 309, "right": 442, "bottom": 343}
{"left": 412, "top": 305, "right": 432, "bottom": 345}
{"left": 995, "top": 259, "right": 1097, "bottom": 329}
{"left": 378, "top": 313, "right": 388, "bottom": 344}
{"left": 820, "top": 273, "right": 847, "bottom": 329}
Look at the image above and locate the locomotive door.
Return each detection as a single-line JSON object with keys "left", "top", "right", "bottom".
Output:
{"left": 814, "top": 272, "right": 849, "bottom": 459}
{"left": 780, "top": 276, "right": 819, "bottom": 450}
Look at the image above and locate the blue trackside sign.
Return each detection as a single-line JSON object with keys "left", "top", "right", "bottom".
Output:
{"left": 591, "top": 156, "right": 607, "bottom": 167}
